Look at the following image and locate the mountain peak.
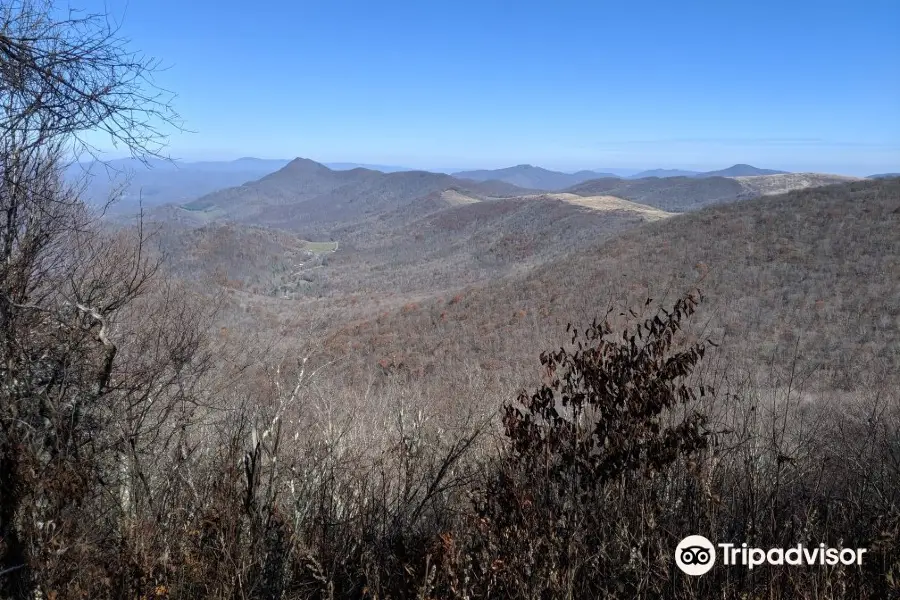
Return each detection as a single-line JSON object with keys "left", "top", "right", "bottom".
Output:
{"left": 700, "top": 164, "right": 787, "bottom": 177}
{"left": 284, "top": 157, "right": 331, "bottom": 171}
{"left": 252, "top": 157, "right": 334, "bottom": 185}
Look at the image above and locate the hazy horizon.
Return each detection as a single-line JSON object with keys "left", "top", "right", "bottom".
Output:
{"left": 75, "top": 0, "right": 899, "bottom": 177}
{"left": 82, "top": 153, "right": 890, "bottom": 178}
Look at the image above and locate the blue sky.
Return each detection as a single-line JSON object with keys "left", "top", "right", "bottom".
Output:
{"left": 83, "top": 0, "right": 898, "bottom": 175}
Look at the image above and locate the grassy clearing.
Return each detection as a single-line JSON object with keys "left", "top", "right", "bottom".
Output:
{"left": 548, "top": 192, "right": 674, "bottom": 220}
{"left": 440, "top": 189, "right": 482, "bottom": 205}
{"left": 302, "top": 240, "right": 339, "bottom": 253}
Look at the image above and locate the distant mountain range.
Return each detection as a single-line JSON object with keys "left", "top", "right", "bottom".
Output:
{"left": 71, "top": 158, "right": 430, "bottom": 216}
{"left": 867, "top": 173, "right": 900, "bottom": 179}
{"left": 625, "top": 164, "right": 787, "bottom": 179}
{"left": 628, "top": 168, "right": 701, "bottom": 178}
{"left": 457, "top": 163, "right": 791, "bottom": 189}
{"left": 136, "top": 155, "right": 870, "bottom": 309}
{"left": 325, "top": 162, "right": 417, "bottom": 173}
{"left": 564, "top": 172, "right": 856, "bottom": 212}
{"left": 82, "top": 155, "right": 857, "bottom": 222}
{"left": 154, "top": 158, "right": 536, "bottom": 235}
{"left": 143, "top": 157, "right": 857, "bottom": 236}
{"left": 453, "top": 165, "right": 605, "bottom": 191}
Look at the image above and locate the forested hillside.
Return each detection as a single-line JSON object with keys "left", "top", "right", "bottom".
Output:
{"left": 1, "top": 3, "right": 898, "bottom": 599}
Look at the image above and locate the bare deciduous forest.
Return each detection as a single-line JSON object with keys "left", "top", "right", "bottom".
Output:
{"left": 1, "top": 2, "right": 899, "bottom": 599}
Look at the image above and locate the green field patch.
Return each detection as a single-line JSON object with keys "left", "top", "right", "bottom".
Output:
{"left": 180, "top": 202, "right": 215, "bottom": 212}
{"left": 302, "top": 240, "right": 339, "bottom": 253}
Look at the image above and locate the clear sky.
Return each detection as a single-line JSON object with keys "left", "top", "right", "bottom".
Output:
{"left": 82, "top": 0, "right": 899, "bottom": 175}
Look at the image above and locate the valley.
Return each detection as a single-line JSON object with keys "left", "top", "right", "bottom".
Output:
{"left": 21, "top": 152, "right": 900, "bottom": 599}
{"left": 143, "top": 158, "right": 863, "bottom": 310}
{"left": 5, "top": 2, "right": 899, "bottom": 596}
{"left": 132, "top": 159, "right": 897, "bottom": 405}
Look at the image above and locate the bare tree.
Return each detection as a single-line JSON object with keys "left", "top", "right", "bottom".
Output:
{"left": 0, "top": 1, "right": 192, "bottom": 596}
{"left": 0, "top": 0, "right": 180, "bottom": 160}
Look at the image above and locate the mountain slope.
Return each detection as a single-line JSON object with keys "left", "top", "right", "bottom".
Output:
{"left": 316, "top": 192, "right": 674, "bottom": 296}
{"left": 326, "top": 162, "right": 416, "bottom": 172}
{"left": 328, "top": 178, "right": 900, "bottom": 392}
{"left": 156, "top": 189, "right": 672, "bottom": 302}
{"left": 163, "top": 158, "right": 535, "bottom": 234}
{"left": 155, "top": 224, "right": 322, "bottom": 295}
{"left": 734, "top": 173, "right": 858, "bottom": 196}
{"left": 698, "top": 163, "right": 787, "bottom": 177}
{"left": 594, "top": 168, "right": 642, "bottom": 177}
{"left": 629, "top": 168, "right": 701, "bottom": 179}
{"left": 627, "top": 164, "right": 787, "bottom": 179}
{"left": 453, "top": 165, "right": 613, "bottom": 190}
{"left": 566, "top": 173, "right": 857, "bottom": 212}
{"left": 566, "top": 176, "right": 749, "bottom": 211}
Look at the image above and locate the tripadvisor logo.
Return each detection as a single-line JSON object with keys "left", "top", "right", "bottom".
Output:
{"left": 675, "top": 535, "right": 868, "bottom": 576}
{"left": 676, "top": 535, "right": 716, "bottom": 575}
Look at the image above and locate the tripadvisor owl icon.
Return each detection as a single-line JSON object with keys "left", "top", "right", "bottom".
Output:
{"left": 676, "top": 535, "right": 716, "bottom": 576}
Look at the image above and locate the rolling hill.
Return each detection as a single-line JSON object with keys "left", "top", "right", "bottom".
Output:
{"left": 321, "top": 177, "right": 900, "bottom": 393}
{"left": 448, "top": 163, "right": 790, "bottom": 191}
{"left": 158, "top": 187, "right": 674, "bottom": 302}
{"left": 452, "top": 164, "right": 617, "bottom": 190}
{"left": 697, "top": 163, "right": 787, "bottom": 177}
{"left": 566, "top": 173, "right": 857, "bottom": 211}
{"left": 325, "top": 193, "right": 674, "bottom": 294}
{"left": 566, "top": 176, "right": 750, "bottom": 211}
{"left": 734, "top": 172, "right": 859, "bottom": 195}
{"left": 628, "top": 168, "right": 702, "bottom": 179}
{"left": 154, "top": 223, "right": 324, "bottom": 295}
{"left": 593, "top": 167, "right": 643, "bottom": 177}
{"left": 627, "top": 164, "right": 787, "bottom": 179}
{"left": 325, "top": 162, "right": 416, "bottom": 172}
{"left": 160, "top": 158, "right": 536, "bottom": 234}
{"left": 146, "top": 160, "right": 864, "bottom": 306}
